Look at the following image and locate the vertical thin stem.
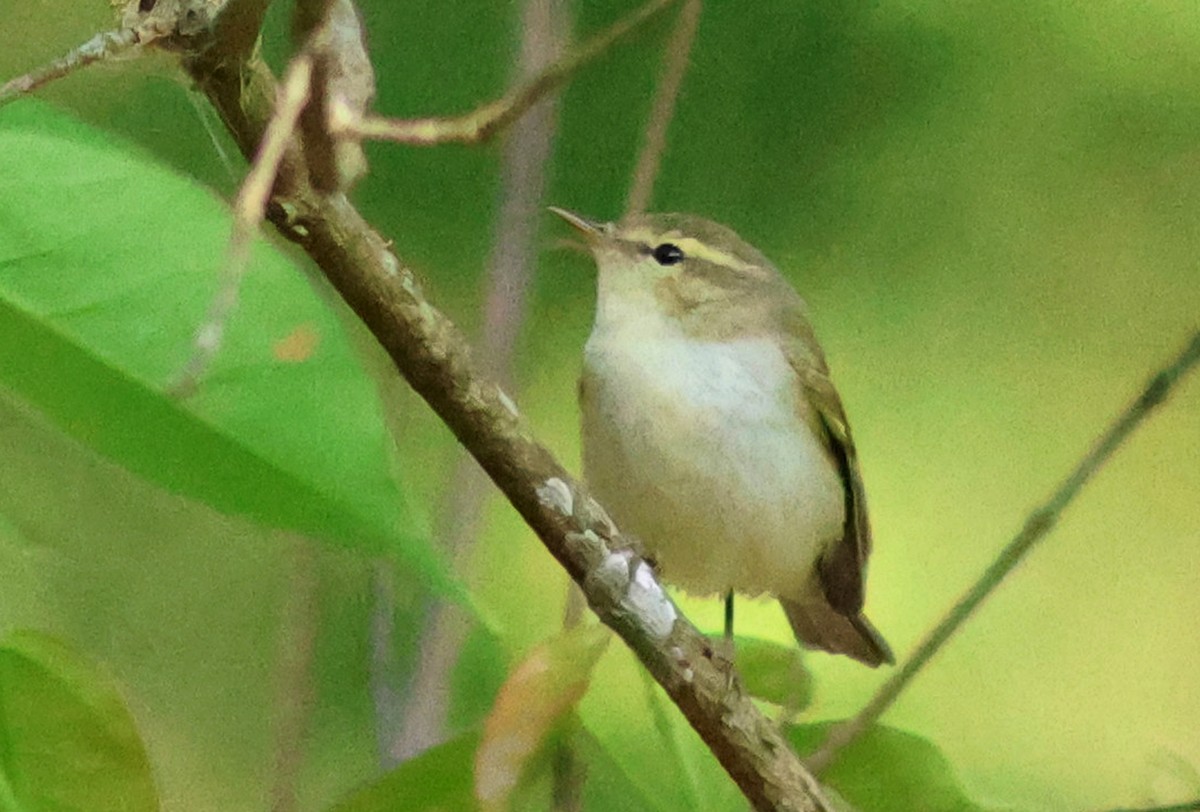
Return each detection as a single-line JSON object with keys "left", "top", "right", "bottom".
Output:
{"left": 623, "top": 0, "right": 701, "bottom": 218}
{"left": 384, "top": 0, "right": 569, "bottom": 765}
{"left": 268, "top": 539, "right": 320, "bottom": 812}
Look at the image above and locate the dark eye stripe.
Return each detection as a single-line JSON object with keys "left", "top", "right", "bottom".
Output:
{"left": 652, "top": 243, "right": 685, "bottom": 266}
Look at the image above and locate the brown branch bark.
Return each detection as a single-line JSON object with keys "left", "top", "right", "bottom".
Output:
{"left": 182, "top": 36, "right": 831, "bottom": 812}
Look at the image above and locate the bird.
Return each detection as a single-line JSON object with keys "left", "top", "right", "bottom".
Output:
{"left": 552, "top": 207, "right": 893, "bottom": 667}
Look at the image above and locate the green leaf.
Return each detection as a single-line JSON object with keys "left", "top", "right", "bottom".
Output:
{"left": 326, "top": 724, "right": 664, "bottom": 812}
{"left": 0, "top": 630, "right": 158, "bottom": 812}
{"left": 0, "top": 101, "right": 454, "bottom": 593}
{"left": 789, "top": 723, "right": 987, "bottom": 812}
{"left": 448, "top": 622, "right": 509, "bottom": 732}
{"left": 575, "top": 728, "right": 668, "bottom": 812}
{"left": 733, "top": 635, "right": 814, "bottom": 711}
{"left": 329, "top": 731, "right": 480, "bottom": 812}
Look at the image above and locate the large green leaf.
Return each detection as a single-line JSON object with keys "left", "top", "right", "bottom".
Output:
{"left": 326, "top": 726, "right": 664, "bottom": 812}
{"left": 329, "top": 731, "right": 481, "bottom": 812}
{"left": 0, "top": 631, "right": 158, "bottom": 812}
{"left": 0, "top": 101, "right": 451, "bottom": 591}
{"left": 733, "top": 635, "right": 814, "bottom": 712}
{"left": 790, "top": 723, "right": 987, "bottom": 812}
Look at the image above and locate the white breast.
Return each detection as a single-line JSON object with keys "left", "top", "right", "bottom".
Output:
{"left": 580, "top": 307, "right": 845, "bottom": 601}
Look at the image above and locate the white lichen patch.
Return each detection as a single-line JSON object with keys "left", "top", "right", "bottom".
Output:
{"left": 536, "top": 477, "right": 573, "bottom": 517}
{"left": 595, "top": 549, "right": 631, "bottom": 587}
{"left": 497, "top": 388, "right": 519, "bottom": 418}
{"left": 627, "top": 560, "right": 676, "bottom": 639}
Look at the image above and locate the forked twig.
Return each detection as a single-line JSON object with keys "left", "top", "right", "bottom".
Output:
{"left": 805, "top": 330, "right": 1200, "bottom": 774}
{"left": 338, "top": 0, "right": 677, "bottom": 146}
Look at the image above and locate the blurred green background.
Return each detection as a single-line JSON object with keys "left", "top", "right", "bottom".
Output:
{"left": 1, "top": 0, "right": 1198, "bottom": 809}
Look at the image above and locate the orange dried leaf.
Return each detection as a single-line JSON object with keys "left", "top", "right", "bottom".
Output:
{"left": 474, "top": 623, "right": 610, "bottom": 811}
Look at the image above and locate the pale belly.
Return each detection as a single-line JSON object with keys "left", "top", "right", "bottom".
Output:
{"left": 581, "top": 331, "right": 845, "bottom": 601}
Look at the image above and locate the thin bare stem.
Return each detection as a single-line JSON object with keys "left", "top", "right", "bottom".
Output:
{"left": 805, "top": 330, "right": 1200, "bottom": 774}
{"left": 388, "top": 0, "right": 569, "bottom": 765}
{"left": 169, "top": 55, "right": 314, "bottom": 397}
{"left": 341, "top": 0, "right": 676, "bottom": 146}
{"left": 0, "top": 28, "right": 139, "bottom": 105}
{"left": 1096, "top": 803, "right": 1200, "bottom": 812}
{"left": 368, "top": 560, "right": 402, "bottom": 764}
{"left": 624, "top": 0, "right": 701, "bottom": 218}
{"left": 268, "top": 539, "right": 320, "bottom": 812}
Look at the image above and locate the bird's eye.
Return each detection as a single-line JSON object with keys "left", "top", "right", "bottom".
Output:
{"left": 652, "top": 243, "right": 685, "bottom": 266}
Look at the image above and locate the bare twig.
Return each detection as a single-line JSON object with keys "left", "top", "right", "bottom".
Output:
{"left": 172, "top": 0, "right": 376, "bottom": 394}
{"left": 388, "top": 0, "right": 569, "bottom": 765}
{"left": 368, "top": 560, "right": 403, "bottom": 764}
{"left": 338, "top": 0, "right": 676, "bottom": 146}
{"left": 0, "top": 0, "right": 240, "bottom": 107}
{"left": 0, "top": 28, "right": 139, "bottom": 105}
{"left": 805, "top": 330, "right": 1200, "bottom": 774}
{"left": 268, "top": 539, "right": 320, "bottom": 812}
{"left": 1096, "top": 802, "right": 1200, "bottom": 812}
{"left": 624, "top": 0, "right": 701, "bottom": 218}
{"left": 169, "top": 54, "right": 314, "bottom": 396}
{"left": 185, "top": 37, "right": 833, "bottom": 811}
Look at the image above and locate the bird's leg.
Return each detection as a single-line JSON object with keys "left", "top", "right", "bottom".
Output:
{"left": 715, "top": 590, "right": 739, "bottom": 690}
{"left": 724, "top": 589, "right": 735, "bottom": 642}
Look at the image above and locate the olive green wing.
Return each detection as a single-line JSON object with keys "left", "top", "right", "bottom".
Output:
{"left": 802, "top": 368, "right": 871, "bottom": 613}
{"left": 777, "top": 315, "right": 871, "bottom": 615}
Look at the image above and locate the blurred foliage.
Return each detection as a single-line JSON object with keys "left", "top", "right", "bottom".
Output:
{"left": 473, "top": 623, "right": 609, "bottom": 812}
{"left": 1, "top": 0, "right": 1199, "bottom": 811}
{"left": 330, "top": 731, "right": 481, "bottom": 812}
{"left": 0, "top": 103, "right": 449, "bottom": 585}
{"left": 790, "top": 722, "right": 987, "bottom": 812}
{"left": 733, "top": 635, "right": 815, "bottom": 712}
{"left": 0, "top": 631, "right": 159, "bottom": 811}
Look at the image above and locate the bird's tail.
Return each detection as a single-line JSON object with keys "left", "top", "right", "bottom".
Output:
{"left": 780, "top": 598, "right": 894, "bottom": 667}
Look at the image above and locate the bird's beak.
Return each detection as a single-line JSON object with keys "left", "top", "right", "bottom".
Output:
{"left": 549, "top": 206, "right": 606, "bottom": 243}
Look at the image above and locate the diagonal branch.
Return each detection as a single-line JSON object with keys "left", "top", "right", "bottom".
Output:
{"left": 805, "top": 330, "right": 1200, "bottom": 773}
{"left": 184, "top": 40, "right": 832, "bottom": 812}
